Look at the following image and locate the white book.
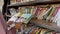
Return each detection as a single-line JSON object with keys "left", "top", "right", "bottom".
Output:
{"left": 53, "top": 8, "right": 60, "bottom": 27}
{"left": 8, "top": 16, "right": 18, "bottom": 21}
{"left": 42, "top": 7, "right": 52, "bottom": 19}
{"left": 56, "top": 9, "right": 60, "bottom": 26}
{"left": 9, "top": 9, "right": 17, "bottom": 16}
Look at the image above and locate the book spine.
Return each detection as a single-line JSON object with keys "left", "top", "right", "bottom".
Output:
{"left": 43, "top": 7, "right": 52, "bottom": 20}
{"left": 34, "top": 6, "right": 40, "bottom": 16}
{"left": 52, "top": 7, "right": 60, "bottom": 23}
{"left": 46, "top": 7, "right": 55, "bottom": 21}
{"left": 50, "top": 7, "right": 59, "bottom": 22}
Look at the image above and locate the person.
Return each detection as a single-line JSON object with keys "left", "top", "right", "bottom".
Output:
{"left": 0, "top": 11, "right": 6, "bottom": 34}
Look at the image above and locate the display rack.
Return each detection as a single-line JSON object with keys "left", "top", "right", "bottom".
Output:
{"left": 3, "top": 0, "right": 60, "bottom": 33}
{"left": 7, "top": 0, "right": 60, "bottom": 8}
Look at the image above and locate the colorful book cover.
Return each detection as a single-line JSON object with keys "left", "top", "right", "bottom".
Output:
{"left": 40, "top": 29, "right": 51, "bottom": 34}
{"left": 29, "top": 28, "right": 39, "bottom": 34}
{"left": 46, "top": 7, "right": 56, "bottom": 21}
{"left": 55, "top": 9, "right": 60, "bottom": 26}
{"left": 37, "top": 8, "right": 45, "bottom": 19}
{"left": 36, "top": 28, "right": 41, "bottom": 34}
{"left": 42, "top": 7, "right": 52, "bottom": 20}
{"left": 34, "top": 6, "right": 40, "bottom": 16}
{"left": 39, "top": 8, "right": 48, "bottom": 19}
{"left": 41, "top": 8, "right": 48, "bottom": 16}
{"left": 52, "top": 7, "right": 60, "bottom": 17}
{"left": 21, "top": 14, "right": 33, "bottom": 24}
{"left": 20, "top": 7, "right": 25, "bottom": 14}
{"left": 24, "top": 7, "right": 31, "bottom": 14}
{"left": 33, "top": 7, "right": 38, "bottom": 16}
{"left": 39, "top": 8, "right": 45, "bottom": 16}
{"left": 46, "top": 7, "right": 53, "bottom": 17}
{"left": 50, "top": 7, "right": 59, "bottom": 22}
{"left": 52, "top": 7, "right": 60, "bottom": 23}
{"left": 37, "top": 7, "right": 43, "bottom": 16}
{"left": 30, "top": 6, "right": 35, "bottom": 14}
{"left": 40, "top": 29, "right": 47, "bottom": 34}
{"left": 15, "top": 12, "right": 22, "bottom": 17}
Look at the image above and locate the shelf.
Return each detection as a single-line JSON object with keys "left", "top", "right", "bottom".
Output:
{"left": 7, "top": 0, "right": 60, "bottom": 8}
{"left": 30, "top": 19, "right": 60, "bottom": 33}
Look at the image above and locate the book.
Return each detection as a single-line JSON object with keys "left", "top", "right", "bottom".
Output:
{"left": 52, "top": 7, "right": 60, "bottom": 23}
{"left": 34, "top": 6, "right": 40, "bottom": 16}
{"left": 29, "top": 28, "right": 39, "bottom": 34}
{"left": 46, "top": 7, "right": 53, "bottom": 17}
{"left": 21, "top": 14, "right": 33, "bottom": 24}
{"left": 9, "top": 8, "right": 18, "bottom": 16}
{"left": 42, "top": 7, "right": 52, "bottom": 20}
{"left": 40, "top": 29, "right": 51, "bottom": 34}
{"left": 50, "top": 7, "right": 59, "bottom": 22}
{"left": 10, "top": 0, "right": 16, "bottom": 4}
{"left": 20, "top": 7, "right": 25, "bottom": 14}
{"left": 37, "top": 8, "right": 45, "bottom": 19}
{"left": 46, "top": 7, "right": 56, "bottom": 21}
{"left": 36, "top": 28, "right": 41, "bottom": 34}
{"left": 24, "top": 7, "right": 31, "bottom": 14}
{"left": 30, "top": 6, "right": 35, "bottom": 14}
{"left": 55, "top": 8, "right": 60, "bottom": 27}
{"left": 39, "top": 8, "right": 49, "bottom": 19}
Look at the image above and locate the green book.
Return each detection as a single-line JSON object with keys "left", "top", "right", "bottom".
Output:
{"left": 43, "top": 7, "right": 52, "bottom": 20}
{"left": 47, "top": 7, "right": 53, "bottom": 17}
{"left": 21, "top": 14, "right": 33, "bottom": 24}
{"left": 46, "top": 7, "right": 56, "bottom": 21}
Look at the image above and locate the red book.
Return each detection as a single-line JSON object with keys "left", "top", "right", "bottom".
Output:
{"left": 34, "top": 6, "right": 40, "bottom": 16}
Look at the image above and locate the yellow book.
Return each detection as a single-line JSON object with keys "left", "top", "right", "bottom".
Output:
{"left": 10, "top": 0, "right": 16, "bottom": 4}
{"left": 20, "top": 7, "right": 25, "bottom": 14}
{"left": 40, "top": 29, "right": 50, "bottom": 34}
{"left": 30, "top": 7, "right": 34, "bottom": 14}
{"left": 50, "top": 32, "right": 52, "bottom": 34}
{"left": 40, "top": 29, "right": 46, "bottom": 34}
{"left": 15, "top": 12, "right": 22, "bottom": 17}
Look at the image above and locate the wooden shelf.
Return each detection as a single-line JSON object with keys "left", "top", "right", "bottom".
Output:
{"left": 7, "top": 0, "right": 60, "bottom": 8}
{"left": 30, "top": 19, "right": 60, "bottom": 33}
